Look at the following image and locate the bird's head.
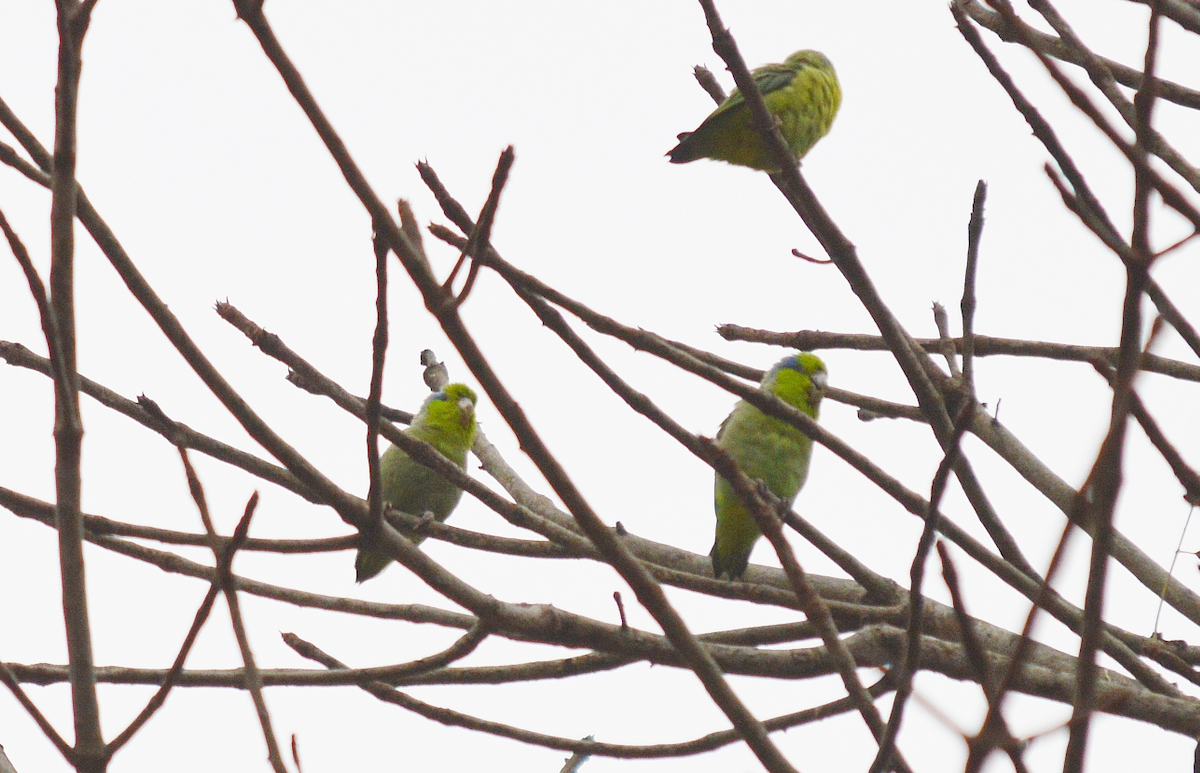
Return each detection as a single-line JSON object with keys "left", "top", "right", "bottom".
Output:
{"left": 783, "top": 50, "right": 834, "bottom": 74}
{"left": 418, "top": 382, "right": 479, "bottom": 437}
{"left": 762, "top": 352, "right": 827, "bottom": 416}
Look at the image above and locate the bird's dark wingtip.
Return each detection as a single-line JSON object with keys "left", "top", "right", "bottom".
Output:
{"left": 667, "top": 132, "right": 696, "bottom": 164}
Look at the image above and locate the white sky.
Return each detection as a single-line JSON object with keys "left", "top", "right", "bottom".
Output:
{"left": 2, "top": 1, "right": 1200, "bottom": 771}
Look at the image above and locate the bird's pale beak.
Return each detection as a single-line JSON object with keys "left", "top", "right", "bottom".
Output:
{"left": 458, "top": 398, "right": 475, "bottom": 427}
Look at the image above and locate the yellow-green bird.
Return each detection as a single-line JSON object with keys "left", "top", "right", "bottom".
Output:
{"left": 355, "top": 383, "right": 478, "bottom": 582}
{"left": 712, "top": 353, "right": 827, "bottom": 579}
{"left": 668, "top": 50, "right": 841, "bottom": 172}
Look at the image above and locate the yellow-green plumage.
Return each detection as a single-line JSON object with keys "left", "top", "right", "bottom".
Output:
{"left": 355, "top": 383, "right": 478, "bottom": 583}
{"left": 668, "top": 50, "right": 841, "bottom": 172}
{"left": 712, "top": 353, "right": 826, "bottom": 579}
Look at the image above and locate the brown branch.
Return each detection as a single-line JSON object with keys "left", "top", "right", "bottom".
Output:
{"left": 179, "top": 452, "right": 287, "bottom": 773}
{"left": 1065, "top": 8, "right": 1163, "bottom": 766}
{"left": 692, "top": 64, "right": 727, "bottom": 105}
{"left": 717, "top": 327, "right": 1200, "bottom": 383}
{"left": 0, "top": 342, "right": 320, "bottom": 502}
{"left": 952, "top": 3, "right": 1133, "bottom": 261}
{"left": 985, "top": 0, "right": 1200, "bottom": 232}
{"left": 1093, "top": 362, "right": 1200, "bottom": 506}
{"left": 0, "top": 210, "right": 67, "bottom": 400}
{"left": 873, "top": 402, "right": 975, "bottom": 773}
{"left": 283, "top": 623, "right": 489, "bottom": 682}
{"left": 365, "top": 231, "right": 389, "bottom": 549}
{"left": 933, "top": 302, "right": 962, "bottom": 379}
{"left": 0, "top": 470, "right": 888, "bottom": 641}
{"left": 446, "top": 146, "right": 513, "bottom": 306}
{"left": 104, "top": 585, "right": 221, "bottom": 757}
{"left": 10, "top": 625, "right": 1193, "bottom": 734}
{"left": 961, "top": 181, "right": 986, "bottom": 391}
{"left": 1026, "top": 0, "right": 1200, "bottom": 195}
{"left": 1125, "top": 0, "right": 1200, "bottom": 34}
{"left": 1145, "top": 280, "right": 1200, "bottom": 363}
{"left": 49, "top": 2, "right": 103, "bottom": 767}
{"left": 0, "top": 661, "right": 74, "bottom": 762}
{"left": 955, "top": 0, "right": 1200, "bottom": 109}
{"left": 940, "top": 543, "right": 1030, "bottom": 773}
{"left": 0, "top": 102, "right": 369, "bottom": 535}
{"left": 289, "top": 627, "right": 897, "bottom": 761}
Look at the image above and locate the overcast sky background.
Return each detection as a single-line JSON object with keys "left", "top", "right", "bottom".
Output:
{"left": 3, "top": 1, "right": 1200, "bottom": 771}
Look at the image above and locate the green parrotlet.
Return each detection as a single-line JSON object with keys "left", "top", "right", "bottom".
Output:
{"left": 355, "top": 383, "right": 478, "bottom": 582}
{"left": 711, "top": 353, "right": 827, "bottom": 579}
{"left": 669, "top": 49, "right": 841, "bottom": 172}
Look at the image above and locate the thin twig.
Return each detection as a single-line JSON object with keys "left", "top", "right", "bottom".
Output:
{"left": 953, "top": 3, "right": 1131, "bottom": 259}
{"left": 105, "top": 585, "right": 221, "bottom": 756}
{"left": 692, "top": 64, "right": 727, "bottom": 104}
{"left": 1145, "top": 280, "right": 1200, "bottom": 362}
{"left": 872, "top": 400, "right": 976, "bottom": 773}
{"left": 961, "top": 181, "right": 986, "bottom": 393}
{"left": 447, "top": 146, "right": 513, "bottom": 307}
{"left": 365, "top": 231, "right": 389, "bottom": 548}
{"left": 954, "top": 0, "right": 1200, "bottom": 108}
{"left": 1154, "top": 506, "right": 1195, "bottom": 637}
{"left": 291, "top": 630, "right": 898, "bottom": 759}
{"left": 180, "top": 450, "right": 287, "bottom": 773}
{"left": 1026, "top": 0, "right": 1200, "bottom": 194}
{"left": 1093, "top": 362, "right": 1200, "bottom": 506}
{"left": 0, "top": 662, "right": 74, "bottom": 761}
{"left": 283, "top": 623, "right": 489, "bottom": 682}
{"left": 939, "top": 543, "right": 1030, "bottom": 773}
{"left": 985, "top": 0, "right": 1200, "bottom": 232}
{"left": 0, "top": 209, "right": 67, "bottom": 396}
{"left": 933, "top": 302, "right": 962, "bottom": 379}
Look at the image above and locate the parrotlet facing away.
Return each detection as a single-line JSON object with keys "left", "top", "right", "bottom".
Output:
{"left": 355, "top": 383, "right": 478, "bottom": 582}
{"left": 712, "top": 353, "right": 827, "bottom": 579}
{"left": 668, "top": 50, "right": 841, "bottom": 172}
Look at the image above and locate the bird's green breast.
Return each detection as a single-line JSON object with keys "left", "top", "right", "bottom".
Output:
{"left": 716, "top": 402, "right": 814, "bottom": 503}
{"left": 381, "top": 422, "right": 471, "bottom": 528}
{"left": 768, "top": 66, "right": 841, "bottom": 164}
